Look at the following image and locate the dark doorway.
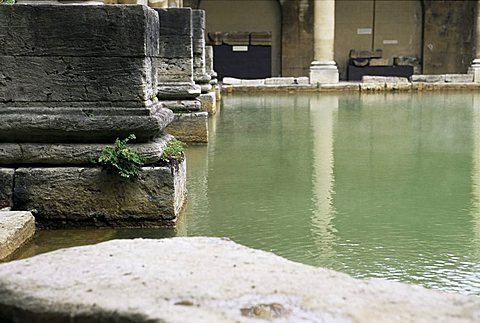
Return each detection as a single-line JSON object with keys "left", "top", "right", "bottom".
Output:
{"left": 213, "top": 45, "right": 271, "bottom": 80}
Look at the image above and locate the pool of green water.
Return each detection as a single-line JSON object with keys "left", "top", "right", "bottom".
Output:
{"left": 15, "top": 92, "right": 480, "bottom": 295}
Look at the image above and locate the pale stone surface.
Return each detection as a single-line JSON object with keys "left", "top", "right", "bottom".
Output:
{"left": 411, "top": 74, "right": 446, "bottom": 83}
{"left": 309, "top": 62, "right": 339, "bottom": 84}
{"left": 159, "top": 100, "right": 202, "bottom": 112}
{"left": 157, "top": 82, "right": 201, "bottom": 99}
{"left": 0, "top": 237, "right": 479, "bottom": 322}
{"left": 0, "top": 169, "right": 14, "bottom": 209}
{"left": 240, "top": 79, "right": 266, "bottom": 86}
{"left": 222, "top": 77, "right": 241, "bottom": 85}
{"left": 166, "top": 112, "right": 208, "bottom": 143}
{"left": 265, "top": 77, "right": 310, "bottom": 86}
{"left": 0, "top": 211, "right": 35, "bottom": 261}
{"left": 0, "top": 134, "right": 173, "bottom": 165}
{"left": 13, "top": 164, "right": 186, "bottom": 227}
{"left": 198, "top": 92, "right": 216, "bottom": 115}
{"left": 445, "top": 74, "right": 474, "bottom": 83}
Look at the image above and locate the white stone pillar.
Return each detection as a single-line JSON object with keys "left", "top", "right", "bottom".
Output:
{"left": 310, "top": 0, "right": 339, "bottom": 84}
{"left": 470, "top": 0, "right": 480, "bottom": 82}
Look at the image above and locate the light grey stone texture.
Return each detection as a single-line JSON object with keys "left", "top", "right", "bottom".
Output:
{"left": 411, "top": 74, "right": 446, "bottom": 83}
{"left": 241, "top": 79, "right": 266, "bottom": 86}
{"left": 0, "top": 134, "right": 173, "bottom": 166}
{"left": 166, "top": 112, "right": 208, "bottom": 143}
{"left": 265, "top": 77, "right": 309, "bottom": 86}
{"left": 198, "top": 92, "right": 216, "bottom": 115}
{"left": 0, "top": 5, "right": 159, "bottom": 57}
{"left": 13, "top": 163, "right": 186, "bottom": 227}
{"left": 159, "top": 100, "right": 201, "bottom": 112}
{"left": 0, "top": 169, "right": 14, "bottom": 209}
{"left": 0, "top": 107, "right": 174, "bottom": 143}
{"left": 157, "top": 82, "right": 201, "bottom": 99}
{"left": 0, "top": 56, "right": 157, "bottom": 103}
{"left": 222, "top": 77, "right": 241, "bottom": 85}
{"left": 0, "top": 211, "right": 35, "bottom": 261}
{"left": 0, "top": 237, "right": 479, "bottom": 322}
{"left": 157, "top": 58, "right": 194, "bottom": 83}
{"left": 445, "top": 74, "right": 474, "bottom": 83}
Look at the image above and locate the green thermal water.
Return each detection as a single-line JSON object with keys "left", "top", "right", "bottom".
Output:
{"left": 15, "top": 92, "right": 480, "bottom": 295}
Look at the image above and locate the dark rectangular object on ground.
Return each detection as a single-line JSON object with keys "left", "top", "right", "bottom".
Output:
{"left": 348, "top": 65, "right": 414, "bottom": 81}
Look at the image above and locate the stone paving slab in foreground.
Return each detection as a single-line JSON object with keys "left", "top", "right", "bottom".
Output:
{"left": 0, "top": 237, "right": 478, "bottom": 322}
{"left": 0, "top": 211, "right": 35, "bottom": 261}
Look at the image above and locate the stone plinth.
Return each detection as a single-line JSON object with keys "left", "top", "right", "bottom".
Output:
{"left": 0, "top": 237, "right": 479, "bottom": 322}
{"left": 192, "top": 9, "right": 212, "bottom": 94}
{"left": 166, "top": 112, "right": 208, "bottom": 143}
{"left": 13, "top": 163, "right": 186, "bottom": 228}
{"left": 0, "top": 211, "right": 35, "bottom": 261}
{"left": 0, "top": 5, "right": 186, "bottom": 227}
{"left": 154, "top": 7, "right": 207, "bottom": 143}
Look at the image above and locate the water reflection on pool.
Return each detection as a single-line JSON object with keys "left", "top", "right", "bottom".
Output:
{"left": 17, "top": 92, "right": 480, "bottom": 295}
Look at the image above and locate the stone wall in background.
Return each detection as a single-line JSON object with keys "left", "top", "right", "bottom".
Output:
{"left": 422, "top": 0, "right": 476, "bottom": 74}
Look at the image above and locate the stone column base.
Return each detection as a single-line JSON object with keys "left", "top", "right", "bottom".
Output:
{"left": 11, "top": 163, "right": 186, "bottom": 228}
{"left": 198, "top": 91, "right": 217, "bottom": 115}
{"left": 469, "top": 59, "right": 480, "bottom": 83}
{"left": 309, "top": 61, "right": 339, "bottom": 84}
{"left": 166, "top": 112, "right": 208, "bottom": 143}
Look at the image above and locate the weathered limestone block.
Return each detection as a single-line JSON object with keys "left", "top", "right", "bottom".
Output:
{"left": 265, "top": 77, "right": 310, "bottom": 86}
{"left": 445, "top": 74, "right": 474, "bottom": 83}
{"left": 157, "top": 58, "right": 194, "bottom": 83}
{"left": 241, "top": 79, "right": 266, "bottom": 86}
{"left": 0, "top": 56, "right": 157, "bottom": 103}
{"left": 0, "top": 237, "right": 479, "bottom": 322}
{"left": 198, "top": 92, "right": 216, "bottom": 115}
{"left": 205, "top": 45, "right": 218, "bottom": 84}
{"left": 0, "top": 106, "right": 173, "bottom": 143}
{"left": 156, "top": 81, "right": 201, "bottom": 99}
{"left": 0, "top": 211, "right": 35, "bottom": 261}
{"left": 0, "top": 134, "right": 173, "bottom": 165}
{"left": 0, "top": 169, "right": 14, "bottom": 209}
{"left": 222, "top": 77, "right": 242, "bottom": 85}
{"left": 411, "top": 74, "right": 446, "bottom": 83}
{"left": 166, "top": 112, "right": 208, "bottom": 143}
{"left": 159, "top": 100, "right": 201, "bottom": 112}
{"left": 13, "top": 164, "right": 186, "bottom": 227}
{"left": 192, "top": 9, "right": 211, "bottom": 93}
{"left": 360, "top": 83, "right": 385, "bottom": 91}
{"left": 0, "top": 5, "right": 159, "bottom": 57}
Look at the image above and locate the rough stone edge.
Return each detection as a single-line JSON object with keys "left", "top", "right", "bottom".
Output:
{"left": 0, "top": 133, "right": 174, "bottom": 166}
{"left": 221, "top": 81, "right": 480, "bottom": 94}
{"left": 0, "top": 211, "right": 35, "bottom": 261}
{"left": 0, "top": 237, "right": 479, "bottom": 322}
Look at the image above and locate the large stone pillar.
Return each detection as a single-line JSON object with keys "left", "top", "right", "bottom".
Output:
{"left": 471, "top": 0, "right": 480, "bottom": 82}
{"left": 192, "top": 9, "right": 212, "bottom": 93}
{"left": 309, "top": 0, "right": 339, "bottom": 84}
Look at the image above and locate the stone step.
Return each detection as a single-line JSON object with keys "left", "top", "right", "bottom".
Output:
{"left": 0, "top": 211, "right": 35, "bottom": 261}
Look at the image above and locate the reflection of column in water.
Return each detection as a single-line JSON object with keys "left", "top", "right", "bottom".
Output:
{"left": 309, "top": 94, "right": 338, "bottom": 265}
{"left": 472, "top": 94, "right": 480, "bottom": 259}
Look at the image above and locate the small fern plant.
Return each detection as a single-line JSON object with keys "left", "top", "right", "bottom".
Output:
{"left": 98, "top": 134, "right": 144, "bottom": 179}
{"left": 161, "top": 138, "right": 186, "bottom": 165}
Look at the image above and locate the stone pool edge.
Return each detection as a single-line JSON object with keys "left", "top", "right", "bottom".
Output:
{"left": 0, "top": 237, "right": 478, "bottom": 322}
